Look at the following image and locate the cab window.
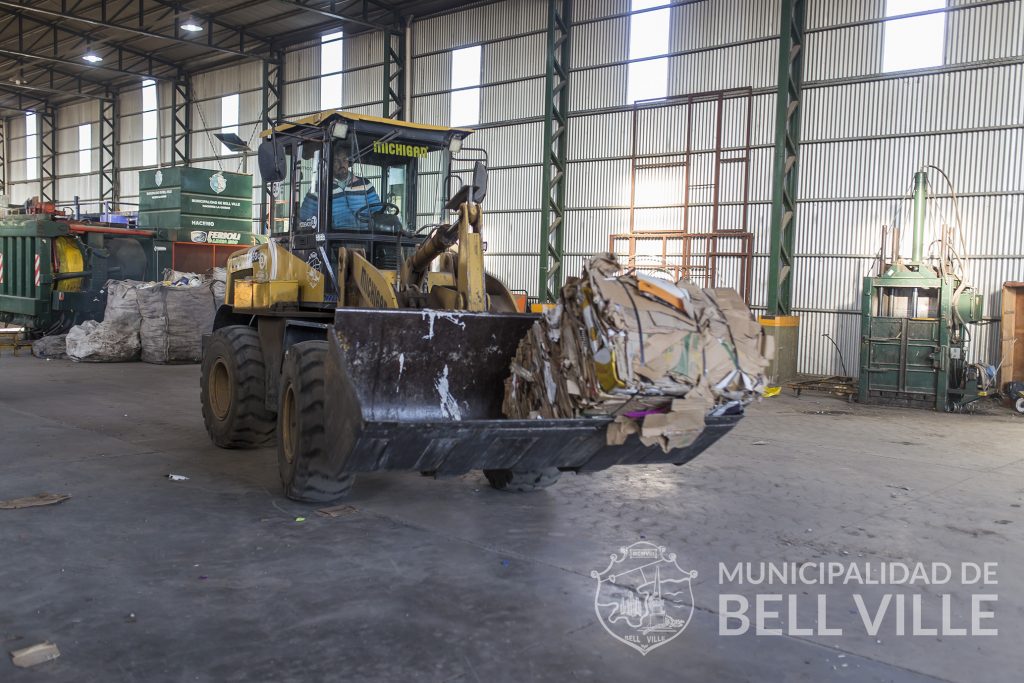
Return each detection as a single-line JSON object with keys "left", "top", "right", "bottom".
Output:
{"left": 296, "top": 142, "right": 322, "bottom": 232}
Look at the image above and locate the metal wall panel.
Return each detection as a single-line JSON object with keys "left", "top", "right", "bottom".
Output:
{"left": 572, "top": 16, "right": 628, "bottom": 69}
{"left": 671, "top": 0, "right": 779, "bottom": 50}
{"left": 414, "top": 0, "right": 548, "bottom": 54}
{"left": 575, "top": 0, "right": 628, "bottom": 22}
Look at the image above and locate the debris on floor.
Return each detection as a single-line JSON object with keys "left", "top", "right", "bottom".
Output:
{"left": 0, "top": 492, "right": 71, "bottom": 509}
{"left": 166, "top": 474, "right": 189, "bottom": 481}
{"left": 10, "top": 641, "right": 60, "bottom": 668}
{"left": 503, "top": 253, "right": 771, "bottom": 450}
{"left": 316, "top": 504, "right": 358, "bottom": 518}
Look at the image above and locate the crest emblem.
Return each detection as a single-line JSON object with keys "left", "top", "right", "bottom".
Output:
{"left": 591, "top": 542, "right": 697, "bottom": 655}
{"left": 190, "top": 230, "right": 208, "bottom": 243}
{"left": 306, "top": 251, "right": 322, "bottom": 288}
{"left": 154, "top": 169, "right": 163, "bottom": 186}
{"left": 210, "top": 171, "right": 227, "bottom": 194}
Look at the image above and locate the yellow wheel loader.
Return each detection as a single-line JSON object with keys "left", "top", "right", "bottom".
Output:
{"left": 200, "top": 110, "right": 740, "bottom": 502}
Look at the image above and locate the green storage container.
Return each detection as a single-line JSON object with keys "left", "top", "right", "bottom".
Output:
{"left": 138, "top": 167, "right": 254, "bottom": 241}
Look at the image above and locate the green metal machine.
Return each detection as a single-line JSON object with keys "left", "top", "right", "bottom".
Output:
{"left": 0, "top": 213, "right": 168, "bottom": 333}
{"left": 0, "top": 168, "right": 261, "bottom": 334}
{"left": 858, "top": 170, "right": 983, "bottom": 410}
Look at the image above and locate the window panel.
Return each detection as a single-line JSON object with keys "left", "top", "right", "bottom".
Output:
{"left": 141, "top": 79, "right": 158, "bottom": 167}
{"left": 321, "top": 31, "right": 344, "bottom": 110}
{"left": 627, "top": 0, "right": 671, "bottom": 103}
{"left": 78, "top": 123, "right": 91, "bottom": 174}
{"left": 221, "top": 93, "right": 240, "bottom": 155}
{"left": 883, "top": 0, "right": 946, "bottom": 72}
{"left": 25, "top": 112, "right": 38, "bottom": 180}
{"left": 450, "top": 46, "right": 481, "bottom": 127}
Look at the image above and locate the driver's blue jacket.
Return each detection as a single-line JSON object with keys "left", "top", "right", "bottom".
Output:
{"left": 299, "top": 175, "right": 381, "bottom": 229}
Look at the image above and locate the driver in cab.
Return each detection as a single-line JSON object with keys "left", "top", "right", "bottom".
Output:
{"left": 299, "top": 144, "right": 381, "bottom": 229}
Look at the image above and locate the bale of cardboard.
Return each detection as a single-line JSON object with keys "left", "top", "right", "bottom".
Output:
{"left": 503, "top": 253, "right": 773, "bottom": 451}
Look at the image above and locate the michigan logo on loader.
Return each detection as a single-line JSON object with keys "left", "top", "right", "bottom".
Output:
{"left": 591, "top": 542, "right": 697, "bottom": 655}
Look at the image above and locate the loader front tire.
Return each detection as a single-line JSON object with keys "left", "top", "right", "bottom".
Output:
{"left": 201, "top": 325, "right": 276, "bottom": 448}
{"left": 278, "top": 341, "right": 354, "bottom": 503}
{"left": 484, "top": 467, "right": 562, "bottom": 492}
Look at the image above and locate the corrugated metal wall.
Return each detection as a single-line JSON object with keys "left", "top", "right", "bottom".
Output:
{"left": 414, "top": 0, "right": 1022, "bottom": 376}
{"left": 1, "top": 0, "right": 1020, "bottom": 376}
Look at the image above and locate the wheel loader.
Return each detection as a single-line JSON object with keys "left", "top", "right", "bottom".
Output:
{"left": 200, "top": 110, "right": 740, "bottom": 502}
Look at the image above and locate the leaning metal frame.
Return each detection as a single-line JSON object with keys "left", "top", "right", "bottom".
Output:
{"left": 613, "top": 87, "right": 755, "bottom": 303}
{"left": 608, "top": 231, "right": 754, "bottom": 302}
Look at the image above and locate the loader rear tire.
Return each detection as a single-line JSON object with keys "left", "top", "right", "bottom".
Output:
{"left": 484, "top": 467, "right": 562, "bottom": 492}
{"left": 201, "top": 325, "right": 276, "bottom": 448}
{"left": 278, "top": 341, "right": 354, "bottom": 503}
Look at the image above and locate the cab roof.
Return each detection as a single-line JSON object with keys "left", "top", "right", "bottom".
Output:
{"left": 260, "top": 110, "right": 474, "bottom": 139}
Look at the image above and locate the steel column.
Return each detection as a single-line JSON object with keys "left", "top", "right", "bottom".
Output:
{"left": 0, "top": 116, "right": 5, "bottom": 197}
{"left": 537, "top": 0, "right": 573, "bottom": 303}
{"left": 260, "top": 51, "right": 284, "bottom": 234}
{"left": 766, "top": 0, "right": 807, "bottom": 316}
{"left": 99, "top": 93, "right": 119, "bottom": 209}
{"left": 38, "top": 107, "right": 55, "bottom": 204}
{"left": 383, "top": 30, "right": 406, "bottom": 119}
{"left": 171, "top": 71, "right": 192, "bottom": 167}
{"left": 262, "top": 52, "right": 284, "bottom": 130}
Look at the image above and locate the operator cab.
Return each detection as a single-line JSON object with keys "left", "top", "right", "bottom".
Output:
{"left": 258, "top": 111, "right": 473, "bottom": 282}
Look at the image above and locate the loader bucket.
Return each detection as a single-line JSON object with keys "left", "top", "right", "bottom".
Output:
{"left": 320, "top": 308, "right": 740, "bottom": 478}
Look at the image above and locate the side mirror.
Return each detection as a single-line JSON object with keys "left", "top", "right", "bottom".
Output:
{"left": 471, "top": 161, "right": 488, "bottom": 203}
{"left": 257, "top": 139, "right": 287, "bottom": 183}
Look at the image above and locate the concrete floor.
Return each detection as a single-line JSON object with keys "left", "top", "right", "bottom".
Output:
{"left": 0, "top": 353, "right": 1021, "bottom": 682}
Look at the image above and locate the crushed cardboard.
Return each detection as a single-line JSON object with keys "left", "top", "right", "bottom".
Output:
{"left": 10, "top": 642, "right": 60, "bottom": 668}
{"left": 503, "top": 254, "right": 772, "bottom": 451}
{"left": 0, "top": 493, "right": 71, "bottom": 509}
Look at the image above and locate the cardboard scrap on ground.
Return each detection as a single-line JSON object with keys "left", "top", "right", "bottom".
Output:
{"left": 10, "top": 642, "right": 60, "bottom": 668}
{"left": 503, "top": 253, "right": 772, "bottom": 452}
{"left": 0, "top": 493, "right": 71, "bottom": 510}
{"left": 316, "top": 504, "right": 359, "bottom": 518}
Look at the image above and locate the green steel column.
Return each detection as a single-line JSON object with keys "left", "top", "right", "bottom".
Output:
{"left": 911, "top": 170, "right": 927, "bottom": 264}
{"left": 383, "top": 29, "right": 406, "bottom": 120}
{"left": 99, "top": 91, "right": 119, "bottom": 210}
{"left": 766, "top": 0, "right": 807, "bottom": 316}
{"left": 171, "top": 71, "right": 192, "bottom": 167}
{"left": 261, "top": 52, "right": 283, "bottom": 235}
{"left": 0, "top": 116, "right": 5, "bottom": 197}
{"left": 38, "top": 108, "right": 56, "bottom": 205}
{"left": 538, "top": 0, "right": 573, "bottom": 303}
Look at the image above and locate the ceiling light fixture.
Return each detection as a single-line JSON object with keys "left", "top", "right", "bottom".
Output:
{"left": 181, "top": 18, "right": 203, "bottom": 32}
{"left": 83, "top": 52, "right": 103, "bottom": 63}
